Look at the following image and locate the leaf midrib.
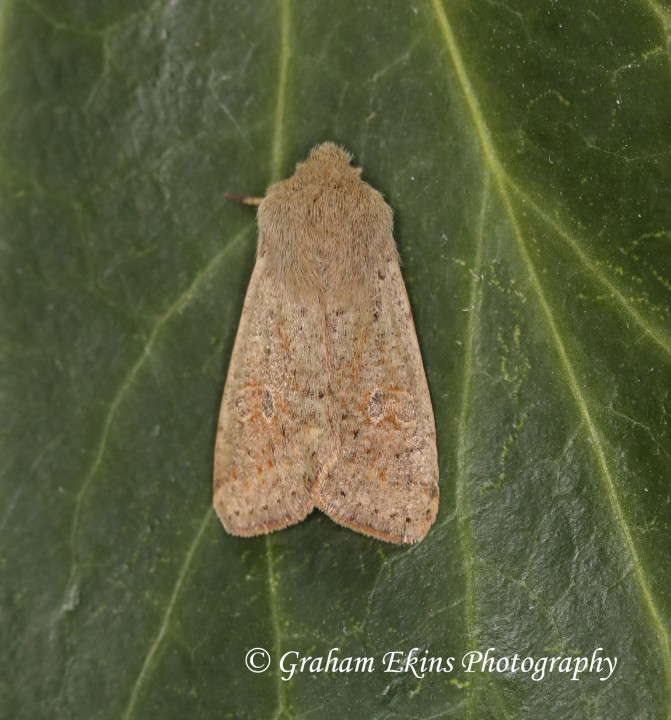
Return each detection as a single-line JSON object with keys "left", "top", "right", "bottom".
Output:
{"left": 118, "top": 0, "right": 294, "bottom": 715}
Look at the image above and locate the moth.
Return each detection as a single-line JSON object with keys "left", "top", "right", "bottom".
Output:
{"left": 213, "top": 143, "right": 439, "bottom": 543}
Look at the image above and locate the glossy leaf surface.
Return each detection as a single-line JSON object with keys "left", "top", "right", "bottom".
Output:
{"left": 1, "top": 1, "right": 670, "bottom": 718}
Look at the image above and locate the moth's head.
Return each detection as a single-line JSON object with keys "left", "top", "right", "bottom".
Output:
{"left": 292, "top": 142, "right": 363, "bottom": 183}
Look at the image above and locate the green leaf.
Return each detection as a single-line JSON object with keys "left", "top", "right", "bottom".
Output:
{"left": 2, "top": 1, "right": 670, "bottom": 718}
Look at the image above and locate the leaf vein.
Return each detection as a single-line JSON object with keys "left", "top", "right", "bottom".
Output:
{"left": 455, "top": 173, "right": 489, "bottom": 720}
{"left": 121, "top": 511, "right": 212, "bottom": 720}
{"left": 504, "top": 178, "right": 671, "bottom": 359}
{"left": 271, "top": 0, "right": 291, "bottom": 183}
{"left": 65, "top": 226, "right": 251, "bottom": 592}
{"left": 430, "top": 0, "right": 671, "bottom": 711}
{"left": 266, "top": 536, "right": 289, "bottom": 720}
{"left": 266, "top": 2, "right": 292, "bottom": 718}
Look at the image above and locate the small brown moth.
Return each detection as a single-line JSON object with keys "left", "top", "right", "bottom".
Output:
{"left": 213, "top": 143, "right": 439, "bottom": 544}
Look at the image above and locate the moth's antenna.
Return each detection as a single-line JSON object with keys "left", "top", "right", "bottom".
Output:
{"left": 224, "top": 192, "right": 263, "bottom": 207}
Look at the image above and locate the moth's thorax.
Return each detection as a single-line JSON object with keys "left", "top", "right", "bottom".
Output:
{"left": 257, "top": 143, "right": 395, "bottom": 304}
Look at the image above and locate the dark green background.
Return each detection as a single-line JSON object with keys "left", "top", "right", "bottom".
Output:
{"left": 1, "top": 1, "right": 670, "bottom": 718}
